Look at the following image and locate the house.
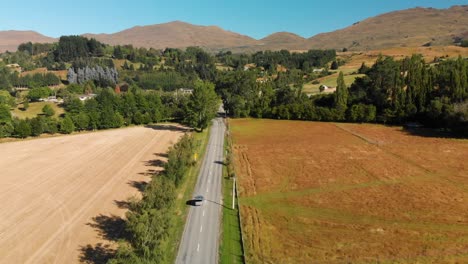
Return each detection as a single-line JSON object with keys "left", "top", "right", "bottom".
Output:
{"left": 176, "top": 88, "right": 193, "bottom": 95}
{"left": 313, "top": 68, "right": 324, "bottom": 73}
{"left": 78, "top": 94, "right": 97, "bottom": 101}
{"left": 6, "top": 63, "right": 22, "bottom": 73}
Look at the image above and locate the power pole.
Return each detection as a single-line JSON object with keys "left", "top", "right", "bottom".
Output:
{"left": 232, "top": 176, "right": 236, "bottom": 209}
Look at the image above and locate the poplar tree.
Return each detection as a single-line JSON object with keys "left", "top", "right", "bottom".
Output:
{"left": 334, "top": 71, "right": 348, "bottom": 117}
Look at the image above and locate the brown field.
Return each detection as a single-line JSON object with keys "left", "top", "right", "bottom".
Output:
{"left": 230, "top": 119, "right": 468, "bottom": 263}
{"left": 0, "top": 125, "right": 184, "bottom": 263}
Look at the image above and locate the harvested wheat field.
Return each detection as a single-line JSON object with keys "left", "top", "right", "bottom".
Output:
{"left": 0, "top": 125, "right": 185, "bottom": 263}
{"left": 230, "top": 119, "right": 468, "bottom": 263}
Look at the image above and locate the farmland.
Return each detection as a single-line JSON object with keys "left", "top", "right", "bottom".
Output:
{"left": 0, "top": 125, "right": 184, "bottom": 263}
{"left": 230, "top": 119, "right": 468, "bottom": 263}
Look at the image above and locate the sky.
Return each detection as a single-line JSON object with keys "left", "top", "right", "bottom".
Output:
{"left": 0, "top": 0, "right": 467, "bottom": 39}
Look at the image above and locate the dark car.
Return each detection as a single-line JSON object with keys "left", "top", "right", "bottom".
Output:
{"left": 193, "top": 195, "right": 204, "bottom": 206}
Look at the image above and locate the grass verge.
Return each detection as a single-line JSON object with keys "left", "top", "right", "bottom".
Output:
{"left": 220, "top": 122, "right": 244, "bottom": 264}
{"left": 161, "top": 125, "right": 212, "bottom": 263}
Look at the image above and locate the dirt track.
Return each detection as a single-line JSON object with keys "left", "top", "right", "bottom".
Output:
{"left": 0, "top": 125, "right": 184, "bottom": 263}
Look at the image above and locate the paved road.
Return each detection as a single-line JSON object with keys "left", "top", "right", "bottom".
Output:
{"left": 176, "top": 116, "right": 226, "bottom": 264}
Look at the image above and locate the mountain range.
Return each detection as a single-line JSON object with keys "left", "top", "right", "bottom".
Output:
{"left": 0, "top": 5, "right": 467, "bottom": 53}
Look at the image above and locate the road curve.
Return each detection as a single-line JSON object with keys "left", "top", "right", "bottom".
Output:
{"left": 176, "top": 116, "right": 225, "bottom": 264}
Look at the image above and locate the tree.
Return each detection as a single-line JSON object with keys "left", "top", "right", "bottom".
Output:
{"left": 60, "top": 116, "right": 75, "bottom": 134}
{"left": 461, "top": 40, "right": 468, "bottom": 48}
{"left": 30, "top": 117, "right": 44, "bottom": 136}
{"left": 334, "top": 71, "right": 348, "bottom": 117}
{"left": 42, "top": 104, "right": 55, "bottom": 117}
{"left": 23, "top": 100, "right": 29, "bottom": 110}
{"left": 0, "top": 104, "right": 12, "bottom": 125}
{"left": 28, "top": 87, "right": 52, "bottom": 101}
{"left": 330, "top": 60, "right": 338, "bottom": 70}
{"left": 14, "top": 119, "right": 31, "bottom": 138}
{"left": 72, "top": 112, "right": 90, "bottom": 131}
{"left": 185, "top": 80, "right": 219, "bottom": 131}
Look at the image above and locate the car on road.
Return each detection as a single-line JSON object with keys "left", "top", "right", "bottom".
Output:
{"left": 193, "top": 195, "right": 204, "bottom": 206}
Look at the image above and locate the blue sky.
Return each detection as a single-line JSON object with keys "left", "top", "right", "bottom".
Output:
{"left": 1, "top": 0, "right": 467, "bottom": 39}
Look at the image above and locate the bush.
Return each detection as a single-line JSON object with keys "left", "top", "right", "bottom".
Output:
{"left": 42, "top": 104, "right": 55, "bottom": 117}
{"left": 60, "top": 116, "right": 75, "bottom": 134}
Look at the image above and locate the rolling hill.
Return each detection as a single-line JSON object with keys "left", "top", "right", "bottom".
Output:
{"left": 0, "top": 31, "right": 55, "bottom": 53}
{"left": 307, "top": 5, "right": 468, "bottom": 50}
{"left": 83, "top": 21, "right": 259, "bottom": 50}
{"left": 1, "top": 5, "right": 467, "bottom": 53}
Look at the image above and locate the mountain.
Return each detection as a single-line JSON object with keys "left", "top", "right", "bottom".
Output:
{"left": 83, "top": 21, "right": 259, "bottom": 50}
{"left": 259, "top": 32, "right": 308, "bottom": 50}
{"left": 0, "top": 30, "right": 56, "bottom": 53}
{"left": 307, "top": 5, "right": 468, "bottom": 51}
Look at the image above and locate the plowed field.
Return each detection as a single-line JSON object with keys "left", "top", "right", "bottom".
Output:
{"left": 0, "top": 125, "right": 184, "bottom": 263}
{"left": 231, "top": 119, "right": 468, "bottom": 263}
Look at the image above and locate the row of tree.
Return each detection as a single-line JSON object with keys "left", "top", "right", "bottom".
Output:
{"left": 67, "top": 66, "right": 119, "bottom": 87}
{"left": 0, "top": 79, "right": 219, "bottom": 139}
{"left": 109, "top": 134, "right": 196, "bottom": 263}
{"left": 217, "top": 55, "right": 468, "bottom": 134}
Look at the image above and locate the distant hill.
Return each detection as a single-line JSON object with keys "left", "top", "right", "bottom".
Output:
{"left": 259, "top": 32, "right": 308, "bottom": 50}
{"left": 83, "top": 21, "right": 258, "bottom": 50}
{"left": 1, "top": 6, "right": 468, "bottom": 53}
{"left": 0, "top": 31, "right": 55, "bottom": 53}
{"left": 307, "top": 5, "right": 468, "bottom": 51}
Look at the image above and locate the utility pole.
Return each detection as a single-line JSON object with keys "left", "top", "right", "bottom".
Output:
{"left": 232, "top": 176, "right": 236, "bottom": 209}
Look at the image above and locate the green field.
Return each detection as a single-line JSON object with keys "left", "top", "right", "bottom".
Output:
{"left": 12, "top": 102, "right": 64, "bottom": 119}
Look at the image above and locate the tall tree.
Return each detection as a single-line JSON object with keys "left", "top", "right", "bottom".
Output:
{"left": 334, "top": 71, "right": 348, "bottom": 117}
{"left": 185, "top": 80, "right": 219, "bottom": 131}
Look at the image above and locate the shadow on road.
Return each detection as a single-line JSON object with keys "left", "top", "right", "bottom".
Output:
{"left": 206, "top": 199, "right": 231, "bottom": 210}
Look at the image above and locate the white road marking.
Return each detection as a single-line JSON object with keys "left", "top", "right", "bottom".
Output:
{"left": 197, "top": 243, "right": 200, "bottom": 252}
{"left": 200, "top": 225, "right": 203, "bottom": 233}
{"left": 206, "top": 187, "right": 209, "bottom": 193}
{"left": 203, "top": 210, "right": 205, "bottom": 216}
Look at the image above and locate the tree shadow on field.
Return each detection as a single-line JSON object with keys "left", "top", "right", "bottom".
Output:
{"left": 144, "top": 124, "right": 190, "bottom": 133}
{"left": 402, "top": 126, "right": 468, "bottom": 139}
{"left": 128, "top": 180, "right": 148, "bottom": 193}
{"left": 79, "top": 243, "right": 115, "bottom": 264}
{"left": 114, "top": 199, "right": 131, "bottom": 209}
{"left": 87, "top": 214, "right": 128, "bottom": 242}
{"left": 79, "top": 214, "right": 129, "bottom": 263}
{"left": 139, "top": 152, "right": 168, "bottom": 176}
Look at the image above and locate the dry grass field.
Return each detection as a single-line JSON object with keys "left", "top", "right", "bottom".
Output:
{"left": 231, "top": 119, "right": 468, "bottom": 263}
{"left": 0, "top": 125, "right": 184, "bottom": 263}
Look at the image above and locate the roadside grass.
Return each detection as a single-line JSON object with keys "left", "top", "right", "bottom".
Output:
{"left": 220, "top": 132, "right": 244, "bottom": 264}
{"left": 12, "top": 102, "right": 64, "bottom": 119}
{"left": 161, "top": 126, "right": 211, "bottom": 263}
